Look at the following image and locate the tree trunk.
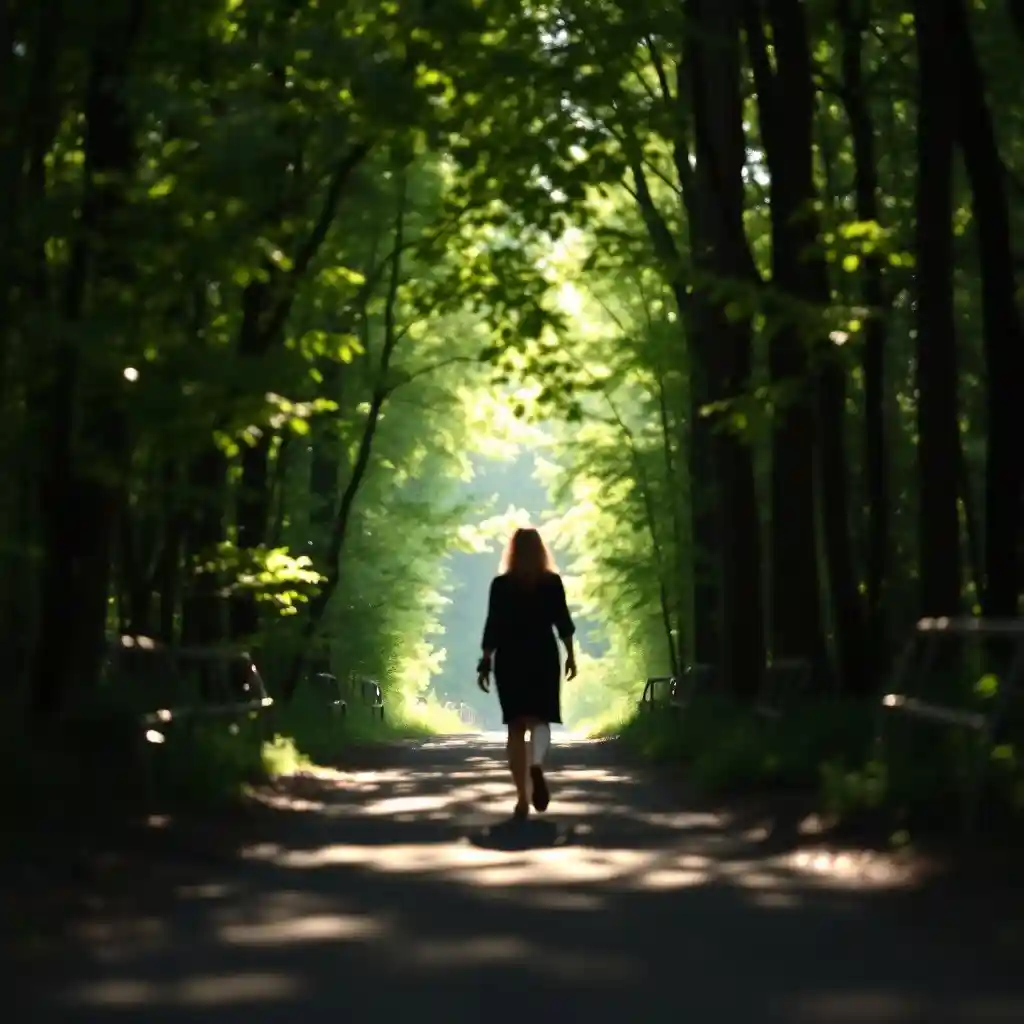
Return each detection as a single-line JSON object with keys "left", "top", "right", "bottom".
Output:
{"left": 1008, "top": 0, "right": 1024, "bottom": 44}
{"left": 282, "top": 387, "right": 388, "bottom": 699}
{"left": 656, "top": 367, "right": 689, "bottom": 670}
{"left": 838, "top": 0, "right": 892, "bottom": 675}
{"left": 814, "top": 357, "right": 867, "bottom": 691}
{"left": 956, "top": 435, "right": 983, "bottom": 601}
{"left": 913, "top": 0, "right": 961, "bottom": 617}
{"left": 310, "top": 360, "right": 344, "bottom": 548}
{"left": 945, "top": 0, "right": 1023, "bottom": 618}
{"left": 30, "top": 1, "right": 143, "bottom": 717}
{"left": 688, "top": 415, "right": 720, "bottom": 667}
{"left": 748, "top": 0, "right": 866, "bottom": 688}
{"left": 119, "top": 511, "right": 154, "bottom": 637}
{"left": 181, "top": 448, "right": 228, "bottom": 646}
{"left": 632, "top": 444, "right": 680, "bottom": 678}
{"left": 627, "top": 38, "right": 722, "bottom": 670}
{"left": 688, "top": 0, "right": 766, "bottom": 696}
{"left": 744, "top": 0, "right": 827, "bottom": 674}
{"left": 157, "top": 516, "right": 182, "bottom": 644}
{"left": 229, "top": 281, "right": 275, "bottom": 641}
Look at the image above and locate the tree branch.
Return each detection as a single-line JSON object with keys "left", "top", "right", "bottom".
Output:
{"left": 263, "top": 142, "right": 375, "bottom": 342}
{"left": 281, "top": 170, "right": 409, "bottom": 699}
{"left": 386, "top": 354, "right": 483, "bottom": 395}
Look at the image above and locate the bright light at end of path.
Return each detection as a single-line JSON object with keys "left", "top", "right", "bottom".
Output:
{"left": 123, "top": 366, "right": 139, "bottom": 382}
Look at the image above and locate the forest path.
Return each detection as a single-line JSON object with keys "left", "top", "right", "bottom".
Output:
{"left": 13, "top": 733, "right": 1024, "bottom": 1023}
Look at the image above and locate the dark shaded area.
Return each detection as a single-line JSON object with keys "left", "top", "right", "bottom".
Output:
{"left": 9, "top": 737, "right": 1023, "bottom": 1023}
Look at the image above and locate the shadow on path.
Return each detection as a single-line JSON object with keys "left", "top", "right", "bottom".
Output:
{"left": 468, "top": 818, "right": 575, "bottom": 852}
{"left": 10, "top": 735, "right": 1024, "bottom": 1023}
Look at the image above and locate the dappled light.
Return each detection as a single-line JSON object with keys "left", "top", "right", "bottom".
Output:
{"left": 238, "top": 749, "right": 911, "bottom": 896}
{"left": 19, "top": 736, "right": 1022, "bottom": 1022}
{"left": 218, "top": 912, "right": 387, "bottom": 948}
{"left": 60, "top": 972, "right": 306, "bottom": 1010}
{"left": 3, "top": 0, "right": 1024, "bottom": 1019}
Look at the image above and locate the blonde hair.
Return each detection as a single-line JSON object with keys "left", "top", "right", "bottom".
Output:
{"left": 499, "top": 527, "right": 555, "bottom": 581}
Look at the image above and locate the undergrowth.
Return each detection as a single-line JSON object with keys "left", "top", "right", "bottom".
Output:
{"left": 607, "top": 693, "right": 1024, "bottom": 839}
{"left": 615, "top": 695, "right": 875, "bottom": 793}
{"left": 2, "top": 680, "right": 467, "bottom": 831}
{"left": 569, "top": 695, "right": 634, "bottom": 738}
{"left": 265, "top": 682, "right": 469, "bottom": 767}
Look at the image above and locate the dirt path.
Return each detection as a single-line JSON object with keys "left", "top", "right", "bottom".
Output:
{"left": 12, "top": 734, "right": 1024, "bottom": 1022}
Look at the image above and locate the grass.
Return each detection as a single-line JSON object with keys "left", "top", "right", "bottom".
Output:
{"left": 569, "top": 695, "right": 635, "bottom": 738}
{"left": 265, "top": 685, "right": 470, "bottom": 767}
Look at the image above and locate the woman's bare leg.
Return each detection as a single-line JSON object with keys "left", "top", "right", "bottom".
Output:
{"left": 528, "top": 721, "right": 551, "bottom": 811}
{"left": 507, "top": 720, "right": 530, "bottom": 813}
{"left": 530, "top": 723, "right": 551, "bottom": 766}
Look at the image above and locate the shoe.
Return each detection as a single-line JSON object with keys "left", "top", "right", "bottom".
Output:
{"left": 513, "top": 800, "right": 530, "bottom": 820}
{"left": 530, "top": 765, "right": 550, "bottom": 812}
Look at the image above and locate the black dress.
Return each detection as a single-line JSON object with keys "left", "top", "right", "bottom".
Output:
{"left": 481, "top": 571, "right": 575, "bottom": 725}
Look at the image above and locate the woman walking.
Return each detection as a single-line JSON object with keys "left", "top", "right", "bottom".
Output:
{"left": 477, "top": 527, "right": 577, "bottom": 819}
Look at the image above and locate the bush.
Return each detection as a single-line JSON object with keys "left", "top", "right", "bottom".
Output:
{"left": 618, "top": 695, "right": 876, "bottom": 795}
{"left": 261, "top": 680, "right": 470, "bottom": 766}
{"left": 2, "top": 676, "right": 462, "bottom": 832}
{"left": 617, "top": 691, "right": 1024, "bottom": 838}
{"left": 822, "top": 728, "right": 1024, "bottom": 836}
{"left": 573, "top": 694, "right": 635, "bottom": 738}
{"left": 1, "top": 693, "right": 271, "bottom": 824}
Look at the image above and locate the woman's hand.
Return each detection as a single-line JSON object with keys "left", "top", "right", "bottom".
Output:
{"left": 565, "top": 654, "right": 578, "bottom": 680}
{"left": 476, "top": 655, "right": 491, "bottom": 692}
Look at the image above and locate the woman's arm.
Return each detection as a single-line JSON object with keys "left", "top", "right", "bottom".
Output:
{"left": 552, "top": 574, "right": 577, "bottom": 677}
{"left": 478, "top": 578, "right": 500, "bottom": 687}
{"left": 481, "top": 576, "right": 501, "bottom": 657}
{"left": 561, "top": 633, "right": 577, "bottom": 674}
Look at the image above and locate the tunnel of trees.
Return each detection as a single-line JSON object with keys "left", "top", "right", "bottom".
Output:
{"left": 0, "top": 0, "right": 1020, "bottom": 760}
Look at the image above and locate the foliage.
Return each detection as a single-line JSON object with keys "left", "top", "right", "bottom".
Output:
{"left": 616, "top": 698, "right": 875, "bottom": 793}
{"left": 1, "top": 0, "right": 1021, "bottom": 837}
